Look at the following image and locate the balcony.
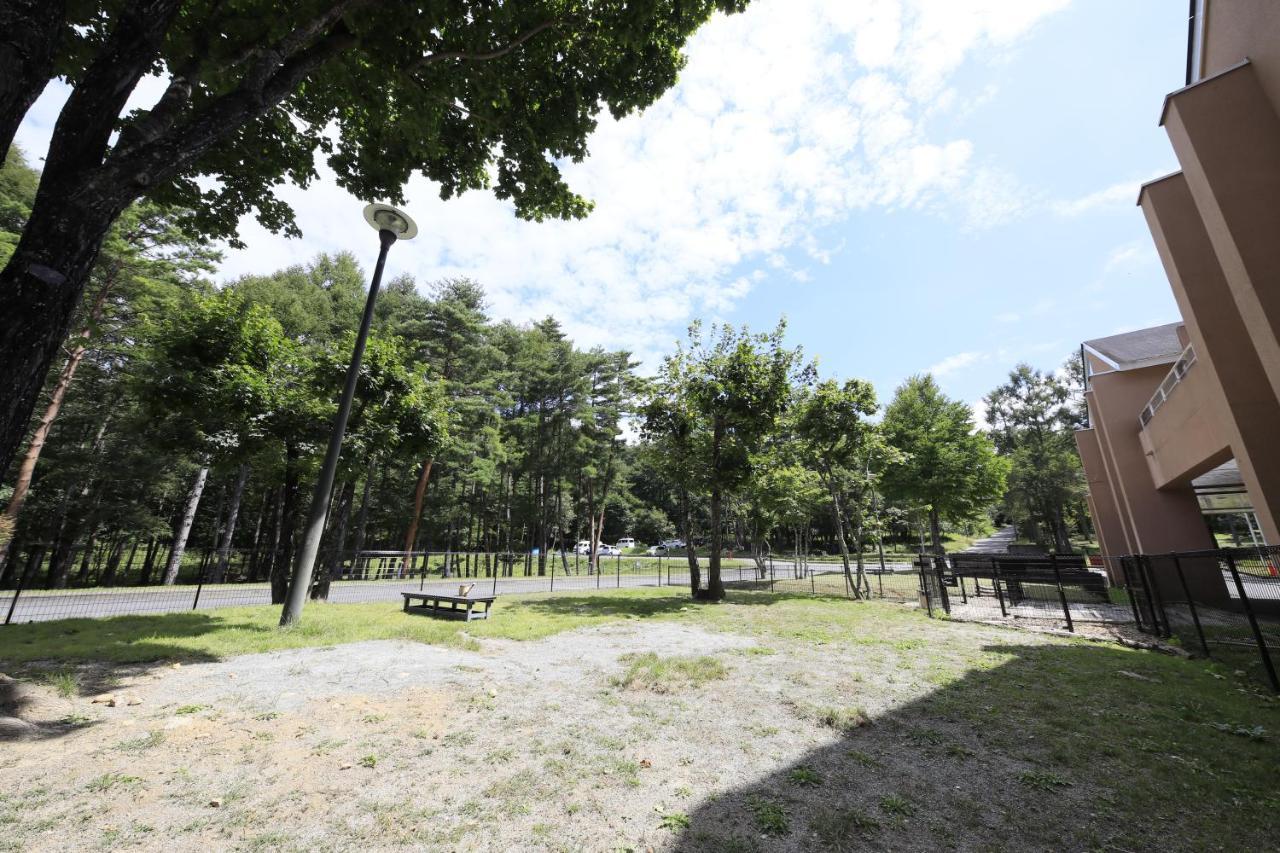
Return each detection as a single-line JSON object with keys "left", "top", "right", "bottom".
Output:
{"left": 1139, "top": 345, "right": 1197, "bottom": 427}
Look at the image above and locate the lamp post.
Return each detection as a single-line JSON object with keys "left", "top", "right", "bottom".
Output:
{"left": 279, "top": 204, "right": 418, "bottom": 626}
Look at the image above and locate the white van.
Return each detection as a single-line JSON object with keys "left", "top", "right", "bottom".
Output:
{"left": 615, "top": 537, "right": 637, "bottom": 550}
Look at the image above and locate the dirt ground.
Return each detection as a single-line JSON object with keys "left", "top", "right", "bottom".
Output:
{"left": 0, "top": 607, "right": 1274, "bottom": 852}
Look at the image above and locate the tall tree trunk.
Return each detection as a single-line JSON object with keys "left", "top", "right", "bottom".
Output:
{"left": 138, "top": 536, "right": 158, "bottom": 586}
{"left": 680, "top": 489, "right": 700, "bottom": 595}
{"left": 101, "top": 534, "right": 125, "bottom": 586}
{"left": 164, "top": 463, "right": 209, "bottom": 584}
{"left": 700, "top": 484, "right": 724, "bottom": 601}
{"left": 120, "top": 536, "right": 140, "bottom": 584}
{"left": 0, "top": 315, "right": 94, "bottom": 568}
{"left": 270, "top": 443, "right": 300, "bottom": 604}
{"left": 826, "top": 484, "right": 860, "bottom": 599}
{"left": 314, "top": 478, "right": 355, "bottom": 600}
{"left": 212, "top": 463, "right": 250, "bottom": 582}
{"left": 928, "top": 505, "right": 944, "bottom": 556}
{"left": 401, "top": 458, "right": 433, "bottom": 571}
{"left": 350, "top": 458, "right": 375, "bottom": 577}
{"left": 75, "top": 526, "right": 97, "bottom": 585}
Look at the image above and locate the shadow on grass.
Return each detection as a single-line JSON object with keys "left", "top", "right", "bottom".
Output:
{"left": 511, "top": 588, "right": 856, "bottom": 621}
{"left": 672, "top": 639, "right": 1280, "bottom": 852}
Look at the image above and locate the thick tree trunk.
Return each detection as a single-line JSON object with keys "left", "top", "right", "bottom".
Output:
{"left": 211, "top": 463, "right": 250, "bottom": 582}
{"left": 0, "top": 1, "right": 65, "bottom": 157}
{"left": 928, "top": 505, "right": 944, "bottom": 556}
{"left": 400, "top": 458, "right": 433, "bottom": 572}
{"left": 0, "top": 0, "right": 185, "bottom": 481}
{"left": 121, "top": 537, "right": 140, "bottom": 584}
{"left": 698, "top": 484, "right": 725, "bottom": 601}
{"left": 163, "top": 463, "right": 209, "bottom": 584}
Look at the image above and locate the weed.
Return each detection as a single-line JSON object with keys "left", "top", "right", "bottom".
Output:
{"left": 59, "top": 713, "right": 93, "bottom": 727}
{"left": 611, "top": 652, "right": 728, "bottom": 693}
{"left": 362, "top": 713, "right": 387, "bottom": 724}
{"left": 1018, "top": 770, "right": 1071, "bottom": 791}
{"left": 816, "top": 706, "right": 871, "bottom": 731}
{"left": 86, "top": 773, "right": 141, "bottom": 792}
{"left": 945, "top": 743, "right": 975, "bottom": 759}
{"left": 659, "top": 813, "right": 691, "bottom": 830}
{"left": 746, "top": 796, "right": 789, "bottom": 835}
{"left": 116, "top": 731, "right": 165, "bottom": 752}
{"left": 441, "top": 731, "right": 475, "bottom": 748}
{"left": 879, "top": 794, "right": 914, "bottom": 817}
{"left": 787, "top": 766, "right": 823, "bottom": 787}
{"left": 358, "top": 754, "right": 379, "bottom": 768}
{"left": 312, "top": 737, "right": 346, "bottom": 755}
{"left": 41, "top": 668, "right": 79, "bottom": 698}
{"left": 174, "top": 704, "right": 208, "bottom": 715}
{"left": 845, "top": 749, "right": 880, "bottom": 767}
{"left": 812, "top": 808, "right": 881, "bottom": 845}
{"left": 253, "top": 711, "right": 281, "bottom": 721}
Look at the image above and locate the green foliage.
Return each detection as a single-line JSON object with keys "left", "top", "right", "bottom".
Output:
{"left": 880, "top": 375, "right": 1008, "bottom": 551}
{"left": 984, "top": 360, "right": 1088, "bottom": 551}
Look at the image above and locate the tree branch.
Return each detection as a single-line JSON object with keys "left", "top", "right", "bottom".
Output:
{"left": 408, "top": 19, "right": 562, "bottom": 71}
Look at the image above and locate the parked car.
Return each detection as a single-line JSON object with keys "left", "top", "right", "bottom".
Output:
{"left": 646, "top": 539, "right": 686, "bottom": 555}
{"left": 598, "top": 544, "right": 622, "bottom": 557}
{"left": 615, "top": 537, "right": 637, "bottom": 550}
{"left": 575, "top": 540, "right": 592, "bottom": 555}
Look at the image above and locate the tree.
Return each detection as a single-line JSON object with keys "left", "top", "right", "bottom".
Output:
{"left": 0, "top": 0, "right": 750, "bottom": 499}
{"left": 644, "top": 321, "right": 807, "bottom": 601}
{"left": 881, "top": 375, "right": 1008, "bottom": 555}
{"left": 984, "top": 360, "right": 1087, "bottom": 552}
{"left": 792, "top": 379, "right": 886, "bottom": 597}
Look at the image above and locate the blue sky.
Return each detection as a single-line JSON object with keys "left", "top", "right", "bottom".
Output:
{"left": 16, "top": 0, "right": 1187, "bottom": 422}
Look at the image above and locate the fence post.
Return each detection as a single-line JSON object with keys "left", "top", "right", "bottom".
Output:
{"left": 991, "top": 558, "right": 1007, "bottom": 618}
{"left": 550, "top": 551, "right": 556, "bottom": 593}
{"left": 192, "top": 561, "right": 208, "bottom": 611}
{"left": 492, "top": 555, "right": 499, "bottom": 597}
{"left": 1119, "top": 556, "right": 1143, "bottom": 628}
{"left": 810, "top": 559, "right": 816, "bottom": 595}
{"left": 933, "top": 556, "right": 951, "bottom": 615}
{"left": 4, "top": 560, "right": 29, "bottom": 626}
{"left": 597, "top": 557, "right": 601, "bottom": 589}
{"left": 616, "top": 553, "right": 621, "bottom": 588}
{"left": 1138, "top": 555, "right": 1171, "bottom": 637}
{"left": 769, "top": 556, "right": 775, "bottom": 593}
{"left": 1169, "top": 553, "right": 1209, "bottom": 656}
{"left": 917, "top": 554, "right": 933, "bottom": 617}
{"left": 1224, "top": 552, "right": 1280, "bottom": 692}
{"left": 1049, "top": 554, "right": 1073, "bottom": 633}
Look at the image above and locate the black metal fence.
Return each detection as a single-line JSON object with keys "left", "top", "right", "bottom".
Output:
{"left": 1120, "top": 547, "right": 1279, "bottom": 692}
{"left": 915, "top": 552, "right": 1130, "bottom": 631}
{"left": 0, "top": 549, "right": 919, "bottom": 624}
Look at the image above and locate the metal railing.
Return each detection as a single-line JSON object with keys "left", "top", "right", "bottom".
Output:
{"left": 1138, "top": 344, "right": 1197, "bottom": 427}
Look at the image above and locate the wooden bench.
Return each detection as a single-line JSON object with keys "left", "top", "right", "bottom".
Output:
{"left": 401, "top": 592, "right": 496, "bottom": 621}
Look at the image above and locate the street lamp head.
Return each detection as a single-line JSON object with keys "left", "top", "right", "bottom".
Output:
{"left": 362, "top": 203, "right": 418, "bottom": 240}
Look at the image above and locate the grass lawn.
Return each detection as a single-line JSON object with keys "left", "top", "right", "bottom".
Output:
{"left": 2, "top": 588, "right": 1278, "bottom": 851}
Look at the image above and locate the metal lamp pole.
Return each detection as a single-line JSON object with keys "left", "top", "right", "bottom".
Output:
{"left": 280, "top": 204, "right": 418, "bottom": 626}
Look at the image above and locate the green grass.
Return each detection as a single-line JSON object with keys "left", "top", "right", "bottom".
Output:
{"left": 610, "top": 652, "right": 728, "bottom": 693}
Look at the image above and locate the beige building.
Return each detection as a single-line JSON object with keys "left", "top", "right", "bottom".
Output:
{"left": 1076, "top": 0, "right": 1280, "bottom": 575}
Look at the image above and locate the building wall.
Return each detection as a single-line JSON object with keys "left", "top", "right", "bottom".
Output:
{"left": 1136, "top": 358, "right": 1232, "bottom": 489}
{"left": 1201, "top": 0, "right": 1280, "bottom": 105}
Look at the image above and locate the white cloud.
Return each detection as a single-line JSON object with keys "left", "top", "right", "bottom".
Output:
{"left": 1102, "top": 241, "right": 1157, "bottom": 274}
{"left": 970, "top": 397, "right": 991, "bottom": 431}
{"left": 927, "top": 351, "right": 986, "bottom": 376}
{"left": 1053, "top": 180, "right": 1139, "bottom": 216}
{"left": 18, "top": 0, "right": 1072, "bottom": 368}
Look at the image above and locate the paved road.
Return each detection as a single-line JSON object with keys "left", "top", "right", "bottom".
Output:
{"left": 1, "top": 560, "right": 916, "bottom": 624}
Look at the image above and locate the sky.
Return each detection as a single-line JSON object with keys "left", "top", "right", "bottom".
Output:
{"left": 15, "top": 0, "right": 1187, "bottom": 423}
